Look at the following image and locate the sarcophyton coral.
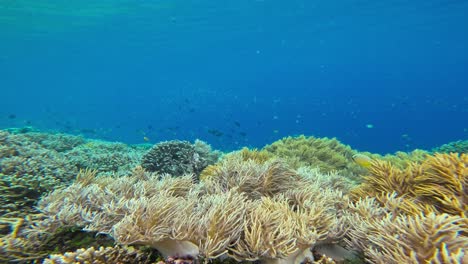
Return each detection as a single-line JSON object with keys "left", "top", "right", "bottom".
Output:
{"left": 363, "top": 149, "right": 430, "bottom": 169}
{"left": 351, "top": 153, "right": 467, "bottom": 217}
{"left": 35, "top": 155, "right": 348, "bottom": 264}
{"left": 345, "top": 196, "right": 467, "bottom": 264}
{"left": 345, "top": 153, "right": 468, "bottom": 263}
{"left": 262, "top": 135, "right": 366, "bottom": 181}
{"left": 141, "top": 139, "right": 221, "bottom": 178}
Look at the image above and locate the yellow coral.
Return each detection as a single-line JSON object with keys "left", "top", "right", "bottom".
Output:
{"left": 360, "top": 213, "right": 467, "bottom": 264}
{"left": 351, "top": 153, "right": 467, "bottom": 217}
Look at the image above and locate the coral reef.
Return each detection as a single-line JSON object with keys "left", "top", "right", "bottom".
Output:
{"left": 0, "top": 130, "right": 78, "bottom": 217}
{"left": 345, "top": 197, "right": 467, "bottom": 264}
{"left": 200, "top": 152, "right": 305, "bottom": 198}
{"left": 141, "top": 139, "right": 221, "bottom": 178}
{"left": 66, "top": 140, "right": 148, "bottom": 176}
{"left": 363, "top": 149, "right": 430, "bottom": 169}
{"left": 0, "top": 129, "right": 150, "bottom": 217}
{"left": 34, "top": 154, "right": 348, "bottom": 264}
{"left": 432, "top": 140, "right": 468, "bottom": 154}
{"left": 262, "top": 135, "right": 366, "bottom": 181}
{"left": 44, "top": 245, "right": 155, "bottom": 264}
{"left": 350, "top": 153, "right": 467, "bottom": 217}
{"left": 1, "top": 129, "right": 466, "bottom": 264}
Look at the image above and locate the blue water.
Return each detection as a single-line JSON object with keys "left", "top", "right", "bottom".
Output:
{"left": 1, "top": 0, "right": 467, "bottom": 153}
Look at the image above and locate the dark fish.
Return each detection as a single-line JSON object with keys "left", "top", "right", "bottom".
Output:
{"left": 80, "top": 128, "right": 96, "bottom": 134}
{"left": 234, "top": 121, "right": 241, "bottom": 127}
{"left": 239, "top": 132, "right": 247, "bottom": 137}
{"left": 189, "top": 108, "right": 195, "bottom": 113}
{"left": 208, "top": 129, "right": 224, "bottom": 137}
{"left": 147, "top": 125, "right": 153, "bottom": 130}
{"left": 8, "top": 114, "right": 16, "bottom": 119}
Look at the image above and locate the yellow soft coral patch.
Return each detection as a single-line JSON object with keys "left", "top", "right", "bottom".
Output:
{"left": 351, "top": 153, "right": 467, "bottom": 217}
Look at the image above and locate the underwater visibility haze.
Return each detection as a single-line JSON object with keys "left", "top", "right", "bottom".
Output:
{"left": 1, "top": 1, "right": 468, "bottom": 264}
{"left": 1, "top": 0, "right": 467, "bottom": 153}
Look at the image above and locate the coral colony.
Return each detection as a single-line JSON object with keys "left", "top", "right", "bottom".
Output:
{"left": 0, "top": 130, "right": 466, "bottom": 263}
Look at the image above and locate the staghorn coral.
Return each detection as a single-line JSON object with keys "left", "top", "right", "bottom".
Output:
{"left": 262, "top": 135, "right": 366, "bottom": 181}
{"left": 141, "top": 139, "right": 221, "bottom": 179}
{"left": 350, "top": 153, "right": 467, "bottom": 217}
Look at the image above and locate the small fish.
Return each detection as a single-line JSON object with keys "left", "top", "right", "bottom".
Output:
{"left": 353, "top": 154, "right": 373, "bottom": 168}
{"left": 234, "top": 121, "right": 241, "bottom": 127}
{"left": 143, "top": 136, "right": 150, "bottom": 142}
{"left": 8, "top": 114, "right": 16, "bottom": 119}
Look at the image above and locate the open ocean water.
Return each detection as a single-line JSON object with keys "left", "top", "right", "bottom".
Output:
{"left": 1, "top": 2, "right": 468, "bottom": 264}
{"left": 1, "top": 0, "right": 467, "bottom": 153}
